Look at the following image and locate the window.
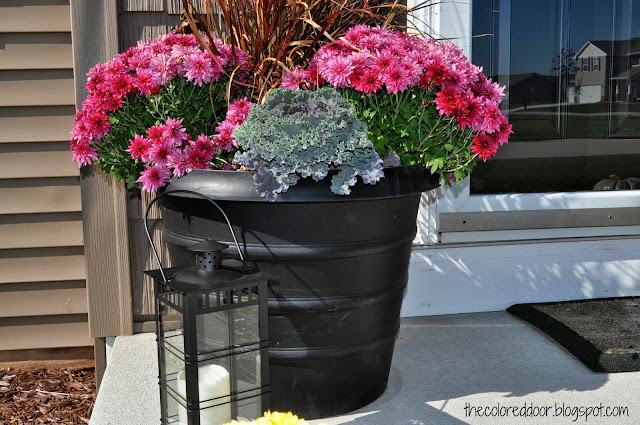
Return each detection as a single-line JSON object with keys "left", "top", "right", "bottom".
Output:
{"left": 471, "top": 0, "right": 640, "bottom": 194}
{"left": 582, "top": 57, "right": 590, "bottom": 71}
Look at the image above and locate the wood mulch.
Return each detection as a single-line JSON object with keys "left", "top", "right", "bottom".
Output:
{"left": 0, "top": 367, "right": 96, "bottom": 424}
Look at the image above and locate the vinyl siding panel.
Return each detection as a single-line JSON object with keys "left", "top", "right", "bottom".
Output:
{"left": 0, "top": 217, "right": 84, "bottom": 249}
{"left": 0, "top": 315, "right": 93, "bottom": 350}
{"left": 0, "top": 107, "right": 76, "bottom": 143}
{"left": 0, "top": 70, "right": 76, "bottom": 107}
{"left": 0, "top": 33, "right": 73, "bottom": 70}
{"left": 0, "top": 1, "right": 72, "bottom": 33}
{"left": 0, "top": 283, "right": 88, "bottom": 318}
{"left": 0, "top": 151, "right": 79, "bottom": 178}
{"left": 0, "top": 184, "right": 81, "bottom": 214}
{"left": 0, "top": 254, "right": 86, "bottom": 284}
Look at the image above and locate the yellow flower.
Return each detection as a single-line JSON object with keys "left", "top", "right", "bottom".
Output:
{"left": 257, "top": 411, "right": 307, "bottom": 425}
{"left": 221, "top": 411, "right": 332, "bottom": 425}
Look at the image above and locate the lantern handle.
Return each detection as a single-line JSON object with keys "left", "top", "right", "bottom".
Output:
{"left": 143, "top": 189, "right": 248, "bottom": 283}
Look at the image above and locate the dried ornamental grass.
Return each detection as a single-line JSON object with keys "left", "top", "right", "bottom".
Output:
{"left": 181, "top": 0, "right": 408, "bottom": 102}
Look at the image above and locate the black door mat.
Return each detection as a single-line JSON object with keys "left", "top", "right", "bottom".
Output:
{"left": 507, "top": 297, "right": 640, "bottom": 373}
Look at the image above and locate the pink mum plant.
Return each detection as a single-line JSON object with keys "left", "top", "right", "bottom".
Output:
{"left": 71, "top": 32, "right": 252, "bottom": 191}
{"left": 282, "top": 25, "right": 512, "bottom": 183}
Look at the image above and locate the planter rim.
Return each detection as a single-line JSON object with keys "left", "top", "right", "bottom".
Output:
{"left": 162, "top": 166, "right": 440, "bottom": 202}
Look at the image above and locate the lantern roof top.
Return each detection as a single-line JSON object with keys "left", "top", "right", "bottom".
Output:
{"left": 188, "top": 239, "right": 229, "bottom": 253}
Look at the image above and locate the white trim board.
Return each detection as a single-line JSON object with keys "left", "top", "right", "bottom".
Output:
{"left": 441, "top": 226, "right": 640, "bottom": 244}
{"left": 402, "top": 238, "right": 640, "bottom": 317}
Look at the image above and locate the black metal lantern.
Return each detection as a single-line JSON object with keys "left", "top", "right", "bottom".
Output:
{"left": 144, "top": 191, "right": 270, "bottom": 425}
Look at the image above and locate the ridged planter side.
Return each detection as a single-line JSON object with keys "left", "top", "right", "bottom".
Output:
{"left": 159, "top": 167, "right": 439, "bottom": 419}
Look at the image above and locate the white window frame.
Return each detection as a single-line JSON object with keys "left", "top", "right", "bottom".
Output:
{"left": 408, "top": 0, "right": 640, "bottom": 245}
{"left": 593, "top": 56, "right": 600, "bottom": 71}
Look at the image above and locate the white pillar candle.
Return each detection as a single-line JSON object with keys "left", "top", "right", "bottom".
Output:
{"left": 255, "top": 354, "right": 261, "bottom": 388}
{"left": 176, "top": 364, "right": 232, "bottom": 425}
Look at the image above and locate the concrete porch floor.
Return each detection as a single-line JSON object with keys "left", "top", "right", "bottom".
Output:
{"left": 90, "top": 311, "right": 640, "bottom": 425}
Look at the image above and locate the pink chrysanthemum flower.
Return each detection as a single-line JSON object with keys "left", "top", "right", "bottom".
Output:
{"left": 350, "top": 52, "right": 375, "bottom": 69}
{"left": 434, "top": 86, "right": 463, "bottom": 117}
{"left": 188, "top": 148, "right": 211, "bottom": 169}
{"left": 452, "top": 95, "right": 483, "bottom": 130}
{"left": 137, "top": 164, "right": 171, "bottom": 192}
{"left": 421, "top": 59, "right": 449, "bottom": 88}
{"left": 480, "top": 102, "right": 503, "bottom": 134}
{"left": 443, "top": 64, "right": 468, "bottom": 90}
{"left": 163, "top": 117, "right": 188, "bottom": 145}
{"left": 85, "top": 63, "right": 107, "bottom": 92}
{"left": 383, "top": 64, "right": 411, "bottom": 94}
{"left": 134, "top": 67, "right": 158, "bottom": 96}
{"left": 227, "top": 98, "right": 254, "bottom": 125}
{"left": 190, "top": 134, "right": 217, "bottom": 158}
{"left": 470, "top": 134, "right": 499, "bottom": 162}
{"left": 126, "top": 134, "right": 151, "bottom": 160}
{"left": 215, "top": 119, "right": 237, "bottom": 137}
{"left": 183, "top": 53, "right": 215, "bottom": 86}
{"left": 322, "top": 56, "right": 354, "bottom": 88}
{"left": 105, "top": 57, "right": 127, "bottom": 76}
{"left": 167, "top": 150, "right": 192, "bottom": 177}
{"left": 344, "top": 24, "right": 372, "bottom": 46}
{"left": 203, "top": 50, "right": 225, "bottom": 81}
{"left": 72, "top": 116, "right": 92, "bottom": 140}
{"left": 72, "top": 140, "right": 99, "bottom": 167}
{"left": 496, "top": 116, "right": 513, "bottom": 145}
{"left": 102, "top": 93, "right": 124, "bottom": 112}
{"left": 149, "top": 54, "right": 176, "bottom": 85}
{"left": 360, "top": 33, "right": 385, "bottom": 52}
{"left": 146, "top": 125, "right": 166, "bottom": 144}
{"left": 471, "top": 75, "right": 505, "bottom": 103}
{"left": 281, "top": 67, "right": 308, "bottom": 90}
{"left": 305, "top": 60, "right": 324, "bottom": 86}
{"left": 110, "top": 73, "right": 135, "bottom": 97}
{"left": 127, "top": 51, "right": 151, "bottom": 71}
{"left": 372, "top": 50, "right": 396, "bottom": 75}
{"left": 213, "top": 122, "right": 237, "bottom": 151}
{"left": 86, "top": 111, "right": 111, "bottom": 138}
{"left": 148, "top": 141, "right": 175, "bottom": 166}
{"left": 171, "top": 44, "right": 199, "bottom": 62}
{"left": 353, "top": 68, "right": 383, "bottom": 93}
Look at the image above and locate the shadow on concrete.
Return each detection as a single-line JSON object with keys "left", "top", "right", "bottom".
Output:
{"left": 311, "top": 312, "right": 611, "bottom": 424}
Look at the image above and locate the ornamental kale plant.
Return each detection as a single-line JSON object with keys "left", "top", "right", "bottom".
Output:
{"left": 70, "top": 32, "right": 252, "bottom": 191}
{"left": 282, "top": 25, "right": 512, "bottom": 185}
{"left": 233, "top": 87, "right": 383, "bottom": 201}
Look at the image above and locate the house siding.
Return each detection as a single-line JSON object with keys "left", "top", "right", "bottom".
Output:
{"left": 0, "top": 1, "right": 93, "bottom": 358}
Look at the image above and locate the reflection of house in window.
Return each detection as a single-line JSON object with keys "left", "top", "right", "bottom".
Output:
{"left": 508, "top": 73, "right": 556, "bottom": 109}
{"left": 573, "top": 37, "right": 640, "bottom": 103}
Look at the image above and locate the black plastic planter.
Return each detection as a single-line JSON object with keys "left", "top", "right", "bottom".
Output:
{"left": 159, "top": 167, "right": 439, "bottom": 419}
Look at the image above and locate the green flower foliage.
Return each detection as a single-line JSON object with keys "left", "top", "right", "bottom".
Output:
{"left": 338, "top": 87, "right": 476, "bottom": 185}
{"left": 233, "top": 87, "right": 383, "bottom": 201}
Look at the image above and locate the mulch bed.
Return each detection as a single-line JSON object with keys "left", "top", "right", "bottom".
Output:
{"left": 0, "top": 367, "right": 96, "bottom": 424}
{"left": 508, "top": 297, "right": 640, "bottom": 373}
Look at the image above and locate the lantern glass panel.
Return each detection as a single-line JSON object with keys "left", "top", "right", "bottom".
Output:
{"left": 196, "top": 290, "right": 260, "bottom": 354}
{"left": 159, "top": 339, "right": 187, "bottom": 423}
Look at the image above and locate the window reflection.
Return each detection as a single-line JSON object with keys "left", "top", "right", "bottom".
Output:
{"left": 471, "top": 0, "right": 640, "bottom": 193}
